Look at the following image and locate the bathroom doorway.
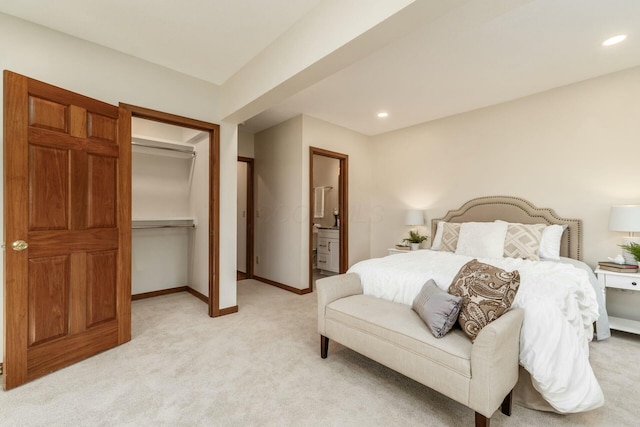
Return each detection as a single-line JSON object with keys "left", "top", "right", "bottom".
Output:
{"left": 309, "top": 147, "right": 348, "bottom": 291}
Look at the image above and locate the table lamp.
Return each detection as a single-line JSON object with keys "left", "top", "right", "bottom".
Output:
{"left": 405, "top": 209, "right": 425, "bottom": 228}
{"left": 609, "top": 205, "right": 640, "bottom": 264}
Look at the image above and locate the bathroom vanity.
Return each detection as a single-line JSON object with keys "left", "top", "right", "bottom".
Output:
{"left": 317, "top": 228, "right": 340, "bottom": 274}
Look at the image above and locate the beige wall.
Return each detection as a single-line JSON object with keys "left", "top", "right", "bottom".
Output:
{"left": 302, "top": 116, "right": 373, "bottom": 269}
{"left": 238, "top": 130, "right": 255, "bottom": 158}
{"left": 370, "top": 66, "right": 640, "bottom": 268}
{"left": 254, "top": 116, "right": 304, "bottom": 286}
{"left": 253, "top": 114, "right": 373, "bottom": 289}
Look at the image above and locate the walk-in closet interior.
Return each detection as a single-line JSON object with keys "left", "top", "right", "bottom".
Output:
{"left": 131, "top": 118, "right": 210, "bottom": 303}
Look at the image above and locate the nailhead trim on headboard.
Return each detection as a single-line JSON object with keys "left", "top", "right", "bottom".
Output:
{"left": 431, "top": 196, "right": 582, "bottom": 261}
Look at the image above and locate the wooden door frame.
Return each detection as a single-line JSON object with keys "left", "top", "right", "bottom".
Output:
{"left": 120, "top": 104, "right": 222, "bottom": 317}
{"left": 237, "top": 156, "right": 254, "bottom": 279}
{"left": 308, "top": 147, "right": 348, "bottom": 291}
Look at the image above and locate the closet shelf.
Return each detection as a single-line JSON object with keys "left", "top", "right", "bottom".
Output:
{"left": 132, "top": 218, "right": 196, "bottom": 229}
{"left": 132, "top": 137, "right": 196, "bottom": 159}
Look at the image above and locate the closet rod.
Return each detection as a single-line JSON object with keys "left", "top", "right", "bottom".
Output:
{"left": 132, "top": 224, "right": 196, "bottom": 230}
{"left": 131, "top": 141, "right": 196, "bottom": 156}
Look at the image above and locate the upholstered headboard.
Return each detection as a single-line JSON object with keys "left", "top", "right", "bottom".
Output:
{"left": 431, "top": 196, "right": 583, "bottom": 260}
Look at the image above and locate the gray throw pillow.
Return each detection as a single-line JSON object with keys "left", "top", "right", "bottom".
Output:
{"left": 412, "top": 279, "right": 462, "bottom": 338}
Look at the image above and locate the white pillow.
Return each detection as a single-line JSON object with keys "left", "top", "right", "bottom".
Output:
{"left": 455, "top": 222, "right": 508, "bottom": 259}
{"left": 539, "top": 224, "right": 567, "bottom": 260}
{"left": 431, "top": 221, "right": 445, "bottom": 250}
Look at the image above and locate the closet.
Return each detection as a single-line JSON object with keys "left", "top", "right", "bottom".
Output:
{"left": 131, "top": 118, "right": 210, "bottom": 301}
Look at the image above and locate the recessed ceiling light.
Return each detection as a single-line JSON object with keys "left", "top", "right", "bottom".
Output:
{"left": 602, "top": 34, "right": 627, "bottom": 46}
{"left": 377, "top": 112, "right": 388, "bottom": 118}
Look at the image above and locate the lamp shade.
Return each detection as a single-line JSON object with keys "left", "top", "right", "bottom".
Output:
{"left": 609, "top": 205, "right": 640, "bottom": 232}
{"left": 405, "top": 209, "right": 424, "bottom": 226}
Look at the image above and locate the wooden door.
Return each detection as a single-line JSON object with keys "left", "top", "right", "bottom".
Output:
{"left": 237, "top": 161, "right": 247, "bottom": 274}
{"left": 3, "top": 71, "right": 131, "bottom": 389}
{"left": 237, "top": 156, "right": 254, "bottom": 279}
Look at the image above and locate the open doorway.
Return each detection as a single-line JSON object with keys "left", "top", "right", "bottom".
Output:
{"left": 237, "top": 157, "right": 254, "bottom": 280}
{"left": 309, "top": 147, "right": 348, "bottom": 291}
{"left": 121, "top": 104, "right": 223, "bottom": 317}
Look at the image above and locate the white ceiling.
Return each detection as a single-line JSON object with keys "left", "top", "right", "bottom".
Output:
{"left": 2, "top": 0, "right": 640, "bottom": 136}
{"left": 244, "top": 0, "right": 640, "bottom": 135}
{"left": 0, "top": 0, "right": 322, "bottom": 85}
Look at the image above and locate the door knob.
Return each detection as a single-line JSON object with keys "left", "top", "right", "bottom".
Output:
{"left": 12, "top": 240, "right": 28, "bottom": 251}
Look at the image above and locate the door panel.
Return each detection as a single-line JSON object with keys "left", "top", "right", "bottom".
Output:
{"left": 87, "top": 155, "right": 117, "bottom": 228}
{"left": 86, "top": 250, "right": 118, "bottom": 327}
{"left": 28, "top": 96, "right": 68, "bottom": 132}
{"left": 26, "top": 321, "right": 119, "bottom": 382}
{"left": 3, "top": 70, "right": 131, "bottom": 389}
{"left": 28, "top": 255, "right": 70, "bottom": 346}
{"left": 27, "top": 229, "right": 118, "bottom": 258}
{"left": 87, "top": 112, "right": 117, "bottom": 142}
{"left": 28, "top": 145, "right": 69, "bottom": 230}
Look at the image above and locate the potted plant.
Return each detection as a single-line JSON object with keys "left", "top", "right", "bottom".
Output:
{"left": 620, "top": 242, "right": 640, "bottom": 265}
{"left": 404, "top": 230, "right": 428, "bottom": 251}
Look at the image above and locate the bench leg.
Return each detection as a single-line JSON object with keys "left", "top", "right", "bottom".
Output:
{"left": 475, "top": 389, "right": 512, "bottom": 427}
{"left": 474, "top": 412, "right": 489, "bottom": 427}
{"left": 501, "top": 390, "right": 513, "bottom": 416}
{"left": 321, "top": 335, "right": 329, "bottom": 359}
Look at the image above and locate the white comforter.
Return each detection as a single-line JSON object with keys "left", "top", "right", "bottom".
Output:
{"left": 347, "top": 250, "right": 604, "bottom": 413}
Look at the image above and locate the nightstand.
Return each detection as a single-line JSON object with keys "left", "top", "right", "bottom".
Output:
{"left": 388, "top": 247, "right": 411, "bottom": 255}
{"left": 388, "top": 248, "right": 427, "bottom": 255}
{"left": 595, "top": 268, "right": 640, "bottom": 335}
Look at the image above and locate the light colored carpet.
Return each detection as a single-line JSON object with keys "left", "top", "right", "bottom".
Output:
{"left": 1, "top": 279, "right": 639, "bottom": 426}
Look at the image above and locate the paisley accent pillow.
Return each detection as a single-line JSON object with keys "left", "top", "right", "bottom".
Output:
{"left": 448, "top": 259, "right": 520, "bottom": 341}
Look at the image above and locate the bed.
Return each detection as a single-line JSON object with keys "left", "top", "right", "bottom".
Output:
{"left": 348, "top": 196, "right": 609, "bottom": 413}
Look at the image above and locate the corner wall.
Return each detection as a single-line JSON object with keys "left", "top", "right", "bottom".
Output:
{"left": 302, "top": 116, "right": 372, "bottom": 270}
{"left": 238, "top": 130, "right": 255, "bottom": 158}
{"left": 253, "top": 115, "right": 373, "bottom": 289}
{"left": 254, "top": 116, "right": 304, "bottom": 286}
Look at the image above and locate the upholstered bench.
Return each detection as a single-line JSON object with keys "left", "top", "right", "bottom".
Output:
{"left": 317, "top": 273, "right": 523, "bottom": 427}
